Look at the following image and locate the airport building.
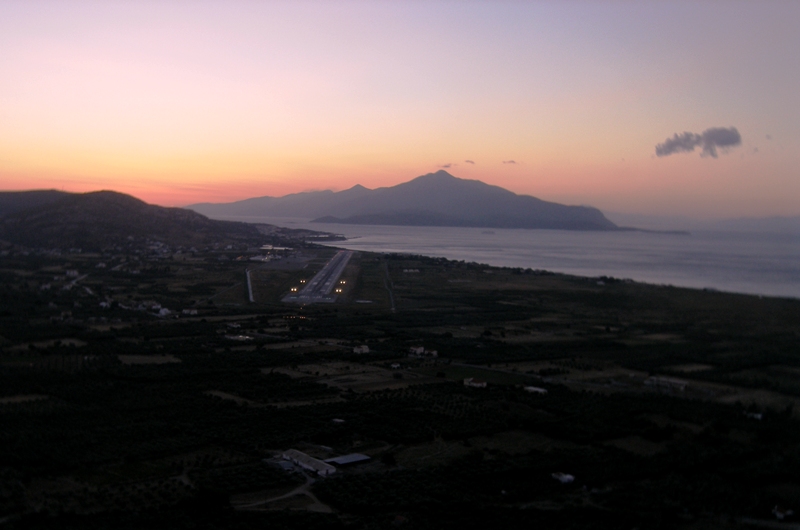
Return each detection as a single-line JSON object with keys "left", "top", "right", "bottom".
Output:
{"left": 282, "top": 449, "right": 336, "bottom": 476}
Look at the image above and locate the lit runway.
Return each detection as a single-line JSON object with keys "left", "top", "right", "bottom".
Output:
{"left": 282, "top": 250, "right": 353, "bottom": 304}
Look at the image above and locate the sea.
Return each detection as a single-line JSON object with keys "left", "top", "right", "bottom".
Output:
{"left": 217, "top": 216, "right": 800, "bottom": 300}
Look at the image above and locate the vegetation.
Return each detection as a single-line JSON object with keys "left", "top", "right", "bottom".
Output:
{"left": 1, "top": 234, "right": 799, "bottom": 529}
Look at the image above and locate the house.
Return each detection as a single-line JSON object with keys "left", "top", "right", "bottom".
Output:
{"left": 353, "top": 345, "right": 370, "bottom": 354}
{"left": 225, "top": 335, "right": 253, "bottom": 342}
{"left": 773, "top": 506, "right": 794, "bottom": 520}
{"left": 524, "top": 386, "right": 548, "bottom": 395}
{"left": 552, "top": 472, "right": 575, "bottom": 484}
{"left": 282, "top": 449, "right": 336, "bottom": 476}
{"left": 408, "top": 346, "right": 438, "bottom": 358}
{"left": 464, "top": 378, "right": 487, "bottom": 388}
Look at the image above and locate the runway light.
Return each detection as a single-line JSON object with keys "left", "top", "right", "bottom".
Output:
{"left": 291, "top": 287, "right": 298, "bottom": 292}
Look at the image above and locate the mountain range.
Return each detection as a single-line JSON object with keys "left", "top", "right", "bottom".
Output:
{"left": 188, "top": 171, "right": 618, "bottom": 231}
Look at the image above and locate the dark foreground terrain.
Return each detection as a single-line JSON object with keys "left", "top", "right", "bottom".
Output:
{"left": 1, "top": 232, "right": 800, "bottom": 529}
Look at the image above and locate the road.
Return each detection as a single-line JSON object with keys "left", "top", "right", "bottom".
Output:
{"left": 246, "top": 269, "right": 255, "bottom": 302}
{"left": 282, "top": 250, "right": 353, "bottom": 304}
{"left": 234, "top": 470, "right": 332, "bottom": 513}
{"left": 383, "top": 261, "right": 396, "bottom": 312}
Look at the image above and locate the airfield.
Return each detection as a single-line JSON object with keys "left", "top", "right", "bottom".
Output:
{"left": 1, "top": 241, "right": 800, "bottom": 529}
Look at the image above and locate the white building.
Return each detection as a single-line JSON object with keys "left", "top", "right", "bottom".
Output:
{"left": 409, "top": 346, "right": 437, "bottom": 358}
{"left": 282, "top": 449, "right": 336, "bottom": 476}
{"left": 773, "top": 506, "right": 794, "bottom": 520}
{"left": 552, "top": 472, "right": 574, "bottom": 484}
{"left": 464, "top": 378, "right": 487, "bottom": 388}
{"left": 524, "top": 386, "right": 548, "bottom": 395}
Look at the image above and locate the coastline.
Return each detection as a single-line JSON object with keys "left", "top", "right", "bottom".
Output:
{"left": 206, "top": 215, "right": 800, "bottom": 300}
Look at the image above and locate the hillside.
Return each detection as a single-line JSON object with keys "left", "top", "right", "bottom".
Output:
{"left": 0, "top": 190, "right": 263, "bottom": 250}
{"left": 188, "top": 171, "right": 618, "bottom": 230}
{"left": 0, "top": 189, "right": 70, "bottom": 218}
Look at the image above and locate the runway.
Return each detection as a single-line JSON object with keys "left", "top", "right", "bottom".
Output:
{"left": 282, "top": 250, "right": 353, "bottom": 304}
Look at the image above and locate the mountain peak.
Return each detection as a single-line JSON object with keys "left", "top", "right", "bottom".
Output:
{"left": 422, "top": 170, "right": 456, "bottom": 179}
{"left": 403, "top": 170, "right": 464, "bottom": 188}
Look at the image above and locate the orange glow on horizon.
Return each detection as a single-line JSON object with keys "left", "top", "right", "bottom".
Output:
{"left": 1, "top": 2, "right": 798, "bottom": 219}
{"left": 5, "top": 147, "right": 797, "bottom": 220}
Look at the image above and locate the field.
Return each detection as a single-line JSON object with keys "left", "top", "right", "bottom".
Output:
{"left": 1, "top": 244, "right": 800, "bottom": 529}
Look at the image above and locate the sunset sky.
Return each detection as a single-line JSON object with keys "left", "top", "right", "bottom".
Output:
{"left": 1, "top": 1, "right": 798, "bottom": 218}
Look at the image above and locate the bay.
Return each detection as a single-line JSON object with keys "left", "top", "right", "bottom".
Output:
{"left": 218, "top": 216, "right": 800, "bottom": 299}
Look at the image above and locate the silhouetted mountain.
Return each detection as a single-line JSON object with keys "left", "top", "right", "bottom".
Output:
{"left": 0, "top": 190, "right": 70, "bottom": 218}
{"left": 605, "top": 211, "right": 800, "bottom": 234}
{"left": 189, "top": 171, "right": 618, "bottom": 230}
{"left": 188, "top": 183, "right": 372, "bottom": 219}
{"left": 0, "top": 190, "right": 262, "bottom": 250}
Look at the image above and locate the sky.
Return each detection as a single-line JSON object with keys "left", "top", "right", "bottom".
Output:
{"left": 1, "top": 1, "right": 798, "bottom": 218}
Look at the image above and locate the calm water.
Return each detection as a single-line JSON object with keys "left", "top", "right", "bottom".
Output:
{"left": 221, "top": 216, "right": 800, "bottom": 299}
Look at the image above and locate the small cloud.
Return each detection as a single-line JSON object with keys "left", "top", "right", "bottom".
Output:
{"left": 655, "top": 127, "right": 742, "bottom": 158}
{"left": 766, "top": 134, "right": 772, "bottom": 140}
{"left": 655, "top": 132, "right": 702, "bottom": 157}
{"left": 753, "top": 147, "right": 759, "bottom": 153}
{"left": 502, "top": 160, "right": 516, "bottom": 164}
{"left": 439, "top": 163, "right": 452, "bottom": 169}
{"left": 700, "top": 127, "right": 742, "bottom": 157}
{"left": 464, "top": 160, "right": 475, "bottom": 164}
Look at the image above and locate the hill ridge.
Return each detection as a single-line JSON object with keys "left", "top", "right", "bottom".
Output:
{"left": 0, "top": 189, "right": 262, "bottom": 250}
